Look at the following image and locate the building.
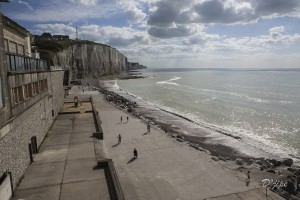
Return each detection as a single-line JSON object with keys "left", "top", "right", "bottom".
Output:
{"left": 0, "top": 14, "right": 65, "bottom": 195}
{"left": 2, "top": 15, "right": 32, "bottom": 57}
{"left": 53, "top": 34, "right": 69, "bottom": 40}
{"left": 34, "top": 33, "right": 70, "bottom": 41}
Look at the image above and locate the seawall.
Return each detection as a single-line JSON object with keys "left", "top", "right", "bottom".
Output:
{"left": 0, "top": 70, "right": 65, "bottom": 188}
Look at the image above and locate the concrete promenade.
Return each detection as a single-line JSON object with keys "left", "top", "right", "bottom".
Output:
{"left": 12, "top": 87, "right": 110, "bottom": 200}
{"left": 92, "top": 92, "right": 283, "bottom": 200}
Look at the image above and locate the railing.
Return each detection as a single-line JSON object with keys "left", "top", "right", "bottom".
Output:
{"left": 6, "top": 53, "right": 49, "bottom": 72}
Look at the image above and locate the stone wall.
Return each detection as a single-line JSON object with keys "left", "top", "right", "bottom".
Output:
{"left": 0, "top": 70, "right": 64, "bottom": 188}
{"left": 0, "top": 15, "right": 11, "bottom": 127}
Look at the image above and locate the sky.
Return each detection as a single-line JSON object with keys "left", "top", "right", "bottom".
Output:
{"left": 1, "top": 0, "right": 300, "bottom": 68}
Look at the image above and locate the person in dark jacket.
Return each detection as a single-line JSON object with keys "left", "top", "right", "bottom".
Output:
{"left": 133, "top": 148, "right": 138, "bottom": 158}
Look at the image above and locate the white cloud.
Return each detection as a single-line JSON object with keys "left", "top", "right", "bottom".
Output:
{"left": 119, "top": 0, "right": 147, "bottom": 24}
{"left": 146, "top": 0, "right": 300, "bottom": 38}
{"left": 34, "top": 23, "right": 150, "bottom": 47}
{"left": 34, "top": 24, "right": 76, "bottom": 37}
{"left": 32, "top": 20, "right": 300, "bottom": 68}
{"left": 69, "top": 0, "right": 98, "bottom": 6}
{"left": 14, "top": 0, "right": 120, "bottom": 22}
{"left": 17, "top": 0, "right": 33, "bottom": 11}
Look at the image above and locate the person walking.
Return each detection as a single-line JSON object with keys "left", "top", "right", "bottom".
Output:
{"left": 246, "top": 170, "right": 250, "bottom": 186}
{"left": 147, "top": 122, "right": 150, "bottom": 133}
{"left": 247, "top": 171, "right": 250, "bottom": 181}
{"left": 133, "top": 148, "right": 138, "bottom": 158}
{"left": 120, "top": 116, "right": 123, "bottom": 123}
{"left": 118, "top": 134, "right": 122, "bottom": 144}
{"left": 127, "top": 116, "right": 129, "bottom": 122}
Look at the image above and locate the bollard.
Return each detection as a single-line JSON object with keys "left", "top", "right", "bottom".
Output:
{"left": 7, "top": 171, "right": 14, "bottom": 196}
{"left": 28, "top": 143, "right": 33, "bottom": 163}
{"left": 31, "top": 136, "right": 38, "bottom": 154}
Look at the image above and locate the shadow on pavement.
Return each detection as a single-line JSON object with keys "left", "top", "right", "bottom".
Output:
{"left": 112, "top": 142, "right": 120, "bottom": 148}
{"left": 127, "top": 157, "right": 137, "bottom": 164}
{"left": 142, "top": 131, "right": 149, "bottom": 135}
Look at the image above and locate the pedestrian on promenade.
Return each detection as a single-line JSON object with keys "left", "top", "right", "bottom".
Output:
{"left": 246, "top": 171, "right": 250, "bottom": 186}
{"left": 118, "top": 134, "right": 122, "bottom": 144}
{"left": 133, "top": 148, "right": 138, "bottom": 158}
{"left": 247, "top": 171, "right": 250, "bottom": 181}
{"left": 120, "top": 116, "right": 123, "bottom": 123}
{"left": 147, "top": 122, "right": 150, "bottom": 133}
{"left": 127, "top": 116, "right": 129, "bottom": 122}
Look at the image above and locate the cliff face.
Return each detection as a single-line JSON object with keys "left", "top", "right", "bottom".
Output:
{"left": 52, "top": 43, "right": 127, "bottom": 79}
{"left": 127, "top": 62, "right": 147, "bottom": 70}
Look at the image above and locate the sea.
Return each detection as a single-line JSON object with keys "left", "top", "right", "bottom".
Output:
{"left": 117, "top": 68, "right": 300, "bottom": 162}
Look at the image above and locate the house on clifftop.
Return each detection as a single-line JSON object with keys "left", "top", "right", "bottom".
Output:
{"left": 0, "top": 14, "right": 65, "bottom": 198}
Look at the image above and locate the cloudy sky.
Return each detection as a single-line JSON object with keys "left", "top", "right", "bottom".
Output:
{"left": 2, "top": 0, "right": 300, "bottom": 68}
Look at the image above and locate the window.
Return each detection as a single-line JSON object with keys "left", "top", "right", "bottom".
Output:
{"left": 27, "top": 84, "right": 33, "bottom": 97}
{"left": 23, "top": 84, "right": 33, "bottom": 99}
{"left": 31, "top": 59, "right": 36, "bottom": 70}
{"left": 17, "top": 44, "right": 25, "bottom": 55}
{"left": 6, "top": 54, "right": 48, "bottom": 72}
{"left": 16, "top": 56, "right": 25, "bottom": 71}
{"left": 10, "top": 55, "right": 16, "bottom": 71}
{"left": 34, "top": 82, "right": 40, "bottom": 93}
{"left": 17, "top": 86, "right": 24, "bottom": 102}
{"left": 12, "top": 86, "right": 24, "bottom": 104}
{"left": 9, "top": 41, "right": 17, "bottom": 54}
{"left": 6, "top": 54, "right": 11, "bottom": 71}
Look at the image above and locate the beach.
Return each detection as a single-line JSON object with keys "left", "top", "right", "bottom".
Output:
{"left": 91, "top": 82, "right": 284, "bottom": 199}
{"left": 91, "top": 78, "right": 299, "bottom": 199}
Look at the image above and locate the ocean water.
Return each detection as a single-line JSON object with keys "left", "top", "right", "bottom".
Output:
{"left": 118, "top": 69, "right": 300, "bottom": 160}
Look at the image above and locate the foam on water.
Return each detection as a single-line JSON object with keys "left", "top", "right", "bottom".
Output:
{"left": 156, "top": 76, "right": 181, "bottom": 86}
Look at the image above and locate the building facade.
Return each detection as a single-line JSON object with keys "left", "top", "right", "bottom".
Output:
{"left": 2, "top": 15, "right": 32, "bottom": 57}
{"left": 0, "top": 14, "right": 65, "bottom": 189}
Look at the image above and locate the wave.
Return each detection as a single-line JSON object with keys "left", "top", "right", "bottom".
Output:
{"left": 179, "top": 85, "right": 293, "bottom": 104}
{"left": 146, "top": 98, "right": 299, "bottom": 161}
{"left": 156, "top": 76, "right": 181, "bottom": 86}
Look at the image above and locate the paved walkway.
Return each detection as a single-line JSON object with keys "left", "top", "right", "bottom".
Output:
{"left": 12, "top": 87, "right": 110, "bottom": 200}
{"left": 93, "top": 93, "right": 283, "bottom": 200}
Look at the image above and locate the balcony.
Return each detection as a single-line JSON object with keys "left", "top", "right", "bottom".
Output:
{"left": 6, "top": 53, "right": 49, "bottom": 72}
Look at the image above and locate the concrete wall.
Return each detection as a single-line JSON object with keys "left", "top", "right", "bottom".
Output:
{"left": 0, "top": 70, "right": 64, "bottom": 188}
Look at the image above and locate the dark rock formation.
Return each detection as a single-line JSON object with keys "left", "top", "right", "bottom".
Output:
{"left": 127, "top": 62, "right": 147, "bottom": 71}
{"left": 282, "top": 158, "right": 294, "bottom": 167}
